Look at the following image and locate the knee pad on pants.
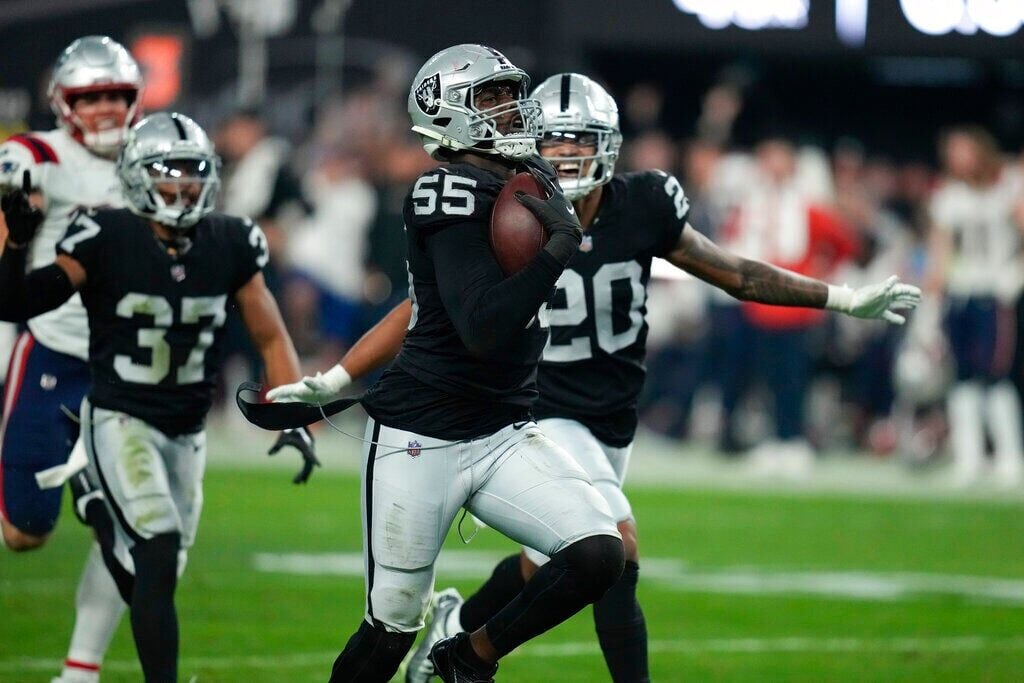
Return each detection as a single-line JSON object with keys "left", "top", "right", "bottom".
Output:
{"left": 368, "top": 564, "right": 433, "bottom": 632}
{"left": 553, "top": 534, "right": 625, "bottom": 603}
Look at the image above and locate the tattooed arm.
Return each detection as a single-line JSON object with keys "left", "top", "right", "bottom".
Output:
{"left": 665, "top": 224, "right": 828, "bottom": 307}
{"left": 664, "top": 224, "right": 921, "bottom": 323}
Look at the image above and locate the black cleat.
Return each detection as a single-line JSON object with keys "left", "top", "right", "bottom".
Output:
{"left": 428, "top": 633, "right": 497, "bottom": 683}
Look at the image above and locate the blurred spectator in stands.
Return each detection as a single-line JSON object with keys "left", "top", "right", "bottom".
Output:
{"left": 217, "top": 108, "right": 308, "bottom": 287}
{"left": 286, "top": 147, "right": 377, "bottom": 361}
{"left": 364, "top": 136, "right": 434, "bottom": 319}
{"left": 622, "top": 82, "right": 664, "bottom": 135}
{"left": 623, "top": 129, "right": 678, "bottom": 174}
{"left": 215, "top": 108, "right": 309, "bottom": 398}
{"left": 641, "top": 138, "right": 723, "bottom": 438}
{"left": 829, "top": 141, "right": 917, "bottom": 453}
{"left": 717, "top": 136, "right": 860, "bottom": 474}
{"left": 696, "top": 83, "right": 743, "bottom": 147}
{"left": 927, "top": 126, "right": 1024, "bottom": 486}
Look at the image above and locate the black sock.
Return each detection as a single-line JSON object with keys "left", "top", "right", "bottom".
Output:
{"left": 460, "top": 554, "right": 526, "bottom": 632}
{"left": 454, "top": 632, "right": 497, "bottom": 674}
{"left": 594, "top": 560, "right": 648, "bottom": 682}
{"left": 484, "top": 535, "right": 624, "bottom": 658}
{"left": 129, "top": 533, "right": 180, "bottom": 683}
{"left": 329, "top": 620, "right": 415, "bottom": 682}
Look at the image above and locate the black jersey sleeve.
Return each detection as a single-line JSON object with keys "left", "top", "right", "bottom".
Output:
{"left": 0, "top": 246, "right": 74, "bottom": 321}
{"left": 427, "top": 220, "right": 562, "bottom": 357}
{"left": 55, "top": 208, "right": 108, "bottom": 272}
{"left": 229, "top": 217, "right": 270, "bottom": 292}
{"left": 647, "top": 170, "right": 691, "bottom": 257}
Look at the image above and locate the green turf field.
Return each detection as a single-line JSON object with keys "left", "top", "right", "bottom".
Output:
{"left": 3, "top": 452, "right": 1024, "bottom": 682}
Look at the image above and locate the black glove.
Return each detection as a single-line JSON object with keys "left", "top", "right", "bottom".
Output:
{"left": 1, "top": 171, "right": 43, "bottom": 248}
{"left": 268, "top": 426, "right": 320, "bottom": 484}
{"left": 513, "top": 157, "right": 582, "bottom": 244}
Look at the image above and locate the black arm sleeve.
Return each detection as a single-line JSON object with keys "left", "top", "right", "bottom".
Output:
{"left": 0, "top": 247, "right": 76, "bottom": 321}
{"left": 428, "top": 222, "right": 564, "bottom": 357}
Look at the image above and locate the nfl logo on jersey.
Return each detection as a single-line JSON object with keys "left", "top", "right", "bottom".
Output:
{"left": 407, "top": 440, "right": 422, "bottom": 457}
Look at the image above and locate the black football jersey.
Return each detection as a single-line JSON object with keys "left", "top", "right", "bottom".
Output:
{"left": 362, "top": 162, "right": 552, "bottom": 440}
{"left": 57, "top": 207, "right": 268, "bottom": 435}
{"left": 534, "top": 170, "right": 690, "bottom": 447}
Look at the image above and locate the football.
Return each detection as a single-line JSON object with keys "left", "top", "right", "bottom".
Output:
{"left": 490, "top": 172, "right": 548, "bottom": 276}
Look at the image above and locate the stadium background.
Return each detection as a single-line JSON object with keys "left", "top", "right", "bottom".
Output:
{"left": 3, "top": 1, "right": 1024, "bottom": 680}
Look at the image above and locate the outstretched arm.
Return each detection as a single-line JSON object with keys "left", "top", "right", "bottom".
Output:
{"left": 341, "top": 298, "right": 411, "bottom": 377}
{"left": 236, "top": 271, "right": 321, "bottom": 483}
{"left": 235, "top": 271, "right": 302, "bottom": 389}
{"left": 666, "top": 226, "right": 828, "bottom": 307}
{"left": 666, "top": 224, "right": 921, "bottom": 324}
{"left": 267, "top": 298, "right": 412, "bottom": 403}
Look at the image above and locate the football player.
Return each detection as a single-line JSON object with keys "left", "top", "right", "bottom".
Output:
{"left": 270, "top": 73, "right": 922, "bottom": 682}
{"left": 927, "top": 126, "right": 1024, "bottom": 486}
{"left": 0, "top": 35, "right": 142, "bottom": 683}
{"left": 0, "top": 112, "right": 316, "bottom": 683}
{"left": 279, "top": 44, "right": 628, "bottom": 683}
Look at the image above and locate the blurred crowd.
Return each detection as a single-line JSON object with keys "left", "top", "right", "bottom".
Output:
{"left": 8, "top": 62, "right": 1024, "bottom": 483}
{"left": 202, "top": 69, "right": 1024, "bottom": 484}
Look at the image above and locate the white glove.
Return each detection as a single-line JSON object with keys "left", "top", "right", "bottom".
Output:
{"left": 826, "top": 275, "right": 922, "bottom": 325}
{"left": 266, "top": 365, "right": 352, "bottom": 404}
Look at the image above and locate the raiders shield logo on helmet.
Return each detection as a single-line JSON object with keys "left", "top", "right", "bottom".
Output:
{"left": 414, "top": 73, "right": 442, "bottom": 116}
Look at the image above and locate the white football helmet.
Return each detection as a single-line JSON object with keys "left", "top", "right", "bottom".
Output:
{"left": 117, "top": 112, "right": 220, "bottom": 231}
{"left": 408, "top": 44, "right": 541, "bottom": 161}
{"left": 533, "top": 73, "right": 622, "bottom": 201}
{"left": 48, "top": 36, "right": 144, "bottom": 157}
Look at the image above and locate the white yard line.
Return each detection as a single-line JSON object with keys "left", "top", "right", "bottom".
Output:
{"left": 252, "top": 551, "right": 1024, "bottom": 605}
{"left": 5, "top": 636, "right": 1024, "bottom": 674}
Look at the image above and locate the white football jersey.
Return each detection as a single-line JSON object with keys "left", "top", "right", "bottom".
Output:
{"left": 930, "top": 167, "right": 1024, "bottom": 297}
{"left": 0, "top": 128, "right": 123, "bottom": 359}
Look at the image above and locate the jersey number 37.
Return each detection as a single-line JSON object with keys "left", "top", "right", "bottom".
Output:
{"left": 115, "top": 294, "right": 227, "bottom": 385}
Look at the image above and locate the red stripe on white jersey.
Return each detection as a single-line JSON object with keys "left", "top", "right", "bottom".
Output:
{"left": 0, "top": 332, "right": 36, "bottom": 521}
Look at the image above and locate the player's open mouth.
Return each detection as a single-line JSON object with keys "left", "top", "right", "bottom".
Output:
{"left": 556, "top": 162, "right": 581, "bottom": 177}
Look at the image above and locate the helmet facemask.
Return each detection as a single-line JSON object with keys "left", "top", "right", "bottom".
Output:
{"left": 463, "top": 77, "right": 542, "bottom": 160}
{"left": 56, "top": 87, "right": 141, "bottom": 158}
{"left": 123, "top": 154, "right": 219, "bottom": 233}
{"left": 118, "top": 113, "right": 220, "bottom": 233}
{"left": 539, "top": 127, "right": 622, "bottom": 201}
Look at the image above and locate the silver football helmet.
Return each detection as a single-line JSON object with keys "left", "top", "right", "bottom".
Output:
{"left": 533, "top": 73, "right": 622, "bottom": 201}
{"left": 48, "top": 36, "right": 144, "bottom": 157}
{"left": 117, "top": 112, "right": 220, "bottom": 231}
{"left": 408, "top": 44, "right": 541, "bottom": 161}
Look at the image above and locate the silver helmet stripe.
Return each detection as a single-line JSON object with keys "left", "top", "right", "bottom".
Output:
{"left": 534, "top": 73, "right": 623, "bottom": 202}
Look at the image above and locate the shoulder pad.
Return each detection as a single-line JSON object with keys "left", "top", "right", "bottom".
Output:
{"left": 4, "top": 133, "right": 59, "bottom": 165}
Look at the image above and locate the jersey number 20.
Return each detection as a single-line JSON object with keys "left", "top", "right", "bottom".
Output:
{"left": 543, "top": 261, "right": 645, "bottom": 362}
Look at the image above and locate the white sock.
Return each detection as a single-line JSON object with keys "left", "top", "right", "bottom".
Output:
{"left": 948, "top": 382, "right": 985, "bottom": 482}
{"left": 449, "top": 605, "right": 465, "bottom": 635}
{"left": 62, "top": 543, "right": 127, "bottom": 679}
{"left": 986, "top": 382, "right": 1024, "bottom": 482}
